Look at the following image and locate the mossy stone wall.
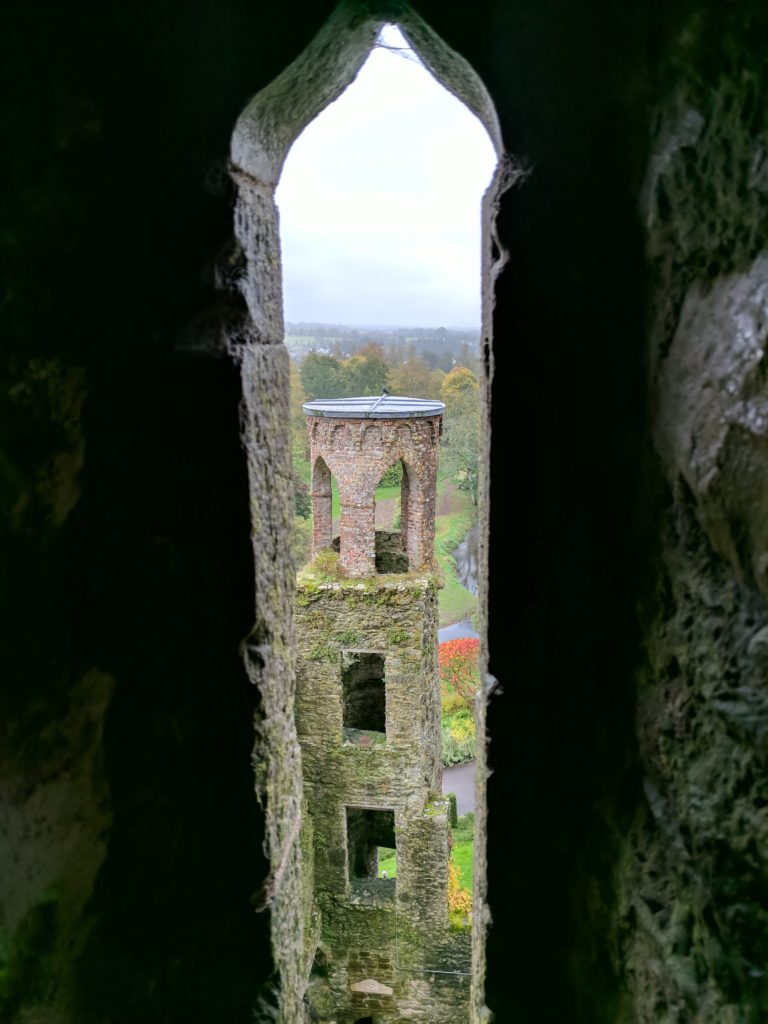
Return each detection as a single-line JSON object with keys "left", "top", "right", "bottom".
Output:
{"left": 296, "top": 572, "right": 470, "bottom": 1021}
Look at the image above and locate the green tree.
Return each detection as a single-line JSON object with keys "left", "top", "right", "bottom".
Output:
{"left": 294, "top": 477, "right": 311, "bottom": 518}
{"left": 429, "top": 368, "right": 447, "bottom": 397}
{"left": 356, "top": 342, "right": 387, "bottom": 362}
{"left": 289, "top": 360, "right": 313, "bottom": 561}
{"left": 339, "top": 353, "right": 389, "bottom": 396}
{"left": 441, "top": 388, "right": 481, "bottom": 506}
{"left": 290, "top": 360, "right": 310, "bottom": 461}
{"left": 300, "top": 352, "right": 344, "bottom": 399}
{"left": 388, "top": 357, "right": 436, "bottom": 398}
{"left": 379, "top": 460, "right": 403, "bottom": 487}
{"left": 440, "top": 366, "right": 479, "bottom": 411}
{"left": 292, "top": 514, "right": 313, "bottom": 567}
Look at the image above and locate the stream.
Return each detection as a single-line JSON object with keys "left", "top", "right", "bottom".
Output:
{"left": 451, "top": 521, "right": 479, "bottom": 595}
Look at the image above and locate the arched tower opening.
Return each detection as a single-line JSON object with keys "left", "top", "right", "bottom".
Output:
{"left": 310, "top": 455, "right": 335, "bottom": 554}
{"left": 374, "top": 457, "right": 410, "bottom": 573}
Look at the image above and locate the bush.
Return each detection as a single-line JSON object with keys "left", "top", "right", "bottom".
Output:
{"left": 379, "top": 461, "right": 403, "bottom": 487}
{"left": 447, "top": 860, "right": 472, "bottom": 923}
{"left": 441, "top": 723, "right": 476, "bottom": 766}
{"left": 452, "top": 812, "right": 474, "bottom": 845}
{"left": 439, "top": 638, "right": 480, "bottom": 713}
{"left": 294, "top": 476, "right": 311, "bottom": 518}
{"left": 292, "top": 515, "right": 312, "bottom": 566}
{"left": 309, "top": 549, "right": 341, "bottom": 578}
{"left": 447, "top": 710, "right": 474, "bottom": 742}
{"left": 441, "top": 689, "right": 466, "bottom": 717}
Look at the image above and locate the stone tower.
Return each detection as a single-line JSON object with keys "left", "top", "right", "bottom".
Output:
{"left": 295, "top": 395, "right": 470, "bottom": 1023}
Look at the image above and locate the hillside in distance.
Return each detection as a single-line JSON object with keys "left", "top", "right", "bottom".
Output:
{"left": 285, "top": 322, "right": 480, "bottom": 370}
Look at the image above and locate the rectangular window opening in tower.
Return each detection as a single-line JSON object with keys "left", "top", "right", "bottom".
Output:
{"left": 341, "top": 651, "right": 386, "bottom": 744}
{"left": 346, "top": 807, "right": 396, "bottom": 899}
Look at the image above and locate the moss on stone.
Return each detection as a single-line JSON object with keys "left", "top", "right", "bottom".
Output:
{"left": 307, "top": 645, "right": 338, "bottom": 663}
{"left": 387, "top": 627, "right": 409, "bottom": 645}
{"left": 0, "top": 897, "right": 59, "bottom": 1019}
{"left": 332, "top": 628, "right": 363, "bottom": 646}
{"left": 295, "top": 550, "right": 469, "bottom": 1017}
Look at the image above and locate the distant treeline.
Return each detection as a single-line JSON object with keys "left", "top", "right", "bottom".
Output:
{"left": 285, "top": 321, "right": 480, "bottom": 371}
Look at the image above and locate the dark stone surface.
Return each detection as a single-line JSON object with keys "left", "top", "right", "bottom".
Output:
{"left": 3, "top": 0, "right": 768, "bottom": 1021}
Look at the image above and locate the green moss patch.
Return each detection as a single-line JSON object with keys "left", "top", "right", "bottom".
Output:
{"left": 0, "top": 897, "right": 59, "bottom": 1019}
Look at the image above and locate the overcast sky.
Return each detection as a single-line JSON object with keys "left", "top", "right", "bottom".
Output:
{"left": 275, "top": 25, "right": 497, "bottom": 330}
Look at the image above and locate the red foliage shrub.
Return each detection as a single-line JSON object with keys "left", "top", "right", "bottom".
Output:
{"left": 439, "top": 638, "right": 480, "bottom": 712}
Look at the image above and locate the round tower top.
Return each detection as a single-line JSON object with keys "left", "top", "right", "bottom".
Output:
{"left": 303, "top": 394, "right": 444, "bottom": 419}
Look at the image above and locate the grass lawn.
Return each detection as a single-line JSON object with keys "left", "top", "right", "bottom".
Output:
{"left": 373, "top": 484, "right": 401, "bottom": 505}
{"left": 377, "top": 825, "right": 472, "bottom": 895}
{"left": 451, "top": 840, "right": 473, "bottom": 894}
{"left": 332, "top": 482, "right": 400, "bottom": 525}
{"left": 451, "top": 813, "right": 474, "bottom": 894}
{"left": 378, "top": 847, "right": 397, "bottom": 878}
{"left": 434, "top": 474, "right": 477, "bottom": 627}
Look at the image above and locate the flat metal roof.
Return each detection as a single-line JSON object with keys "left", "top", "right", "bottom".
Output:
{"left": 303, "top": 395, "right": 445, "bottom": 419}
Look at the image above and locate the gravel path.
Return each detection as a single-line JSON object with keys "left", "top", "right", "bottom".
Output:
{"left": 442, "top": 761, "right": 475, "bottom": 815}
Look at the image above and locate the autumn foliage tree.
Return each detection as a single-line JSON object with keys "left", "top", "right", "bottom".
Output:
{"left": 388, "top": 356, "right": 435, "bottom": 398}
{"left": 439, "top": 365, "right": 479, "bottom": 411}
{"left": 439, "top": 638, "right": 480, "bottom": 713}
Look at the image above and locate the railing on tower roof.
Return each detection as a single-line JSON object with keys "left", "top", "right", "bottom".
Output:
{"left": 303, "top": 395, "right": 445, "bottom": 419}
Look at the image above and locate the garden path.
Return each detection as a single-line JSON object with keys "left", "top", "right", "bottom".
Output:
{"left": 442, "top": 761, "right": 474, "bottom": 815}
{"left": 439, "top": 612, "right": 478, "bottom": 814}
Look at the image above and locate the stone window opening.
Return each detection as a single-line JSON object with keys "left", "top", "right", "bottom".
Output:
{"left": 346, "top": 807, "right": 396, "bottom": 892}
{"left": 342, "top": 651, "right": 386, "bottom": 744}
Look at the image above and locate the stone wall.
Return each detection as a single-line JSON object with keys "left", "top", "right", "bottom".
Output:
{"left": 614, "top": 9, "right": 768, "bottom": 1019}
{"left": 295, "top": 564, "right": 470, "bottom": 1022}
{"left": 4, "top": 1, "right": 768, "bottom": 1022}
